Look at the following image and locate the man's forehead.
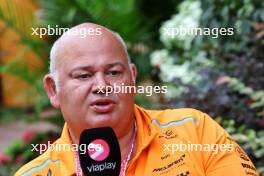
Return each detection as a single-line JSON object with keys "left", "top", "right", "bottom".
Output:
{"left": 70, "top": 61, "right": 126, "bottom": 72}
{"left": 56, "top": 40, "right": 127, "bottom": 64}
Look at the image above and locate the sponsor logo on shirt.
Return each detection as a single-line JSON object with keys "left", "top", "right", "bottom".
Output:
{"left": 159, "top": 129, "right": 177, "bottom": 139}
{"left": 152, "top": 154, "right": 186, "bottom": 173}
{"left": 161, "top": 153, "right": 170, "bottom": 160}
{"left": 235, "top": 146, "right": 250, "bottom": 162}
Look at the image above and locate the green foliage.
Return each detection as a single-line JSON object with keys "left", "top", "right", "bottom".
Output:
{"left": 220, "top": 119, "right": 264, "bottom": 173}
{"left": 38, "top": 0, "right": 150, "bottom": 42}
{"left": 150, "top": 0, "right": 264, "bottom": 173}
{"left": 224, "top": 77, "right": 264, "bottom": 117}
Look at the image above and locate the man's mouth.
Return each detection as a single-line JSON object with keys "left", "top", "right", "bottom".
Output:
{"left": 90, "top": 98, "right": 115, "bottom": 113}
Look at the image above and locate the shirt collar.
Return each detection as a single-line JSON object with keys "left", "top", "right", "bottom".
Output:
{"left": 132, "top": 104, "right": 158, "bottom": 160}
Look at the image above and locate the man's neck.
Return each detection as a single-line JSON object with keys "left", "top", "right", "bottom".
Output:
{"left": 118, "top": 120, "right": 136, "bottom": 162}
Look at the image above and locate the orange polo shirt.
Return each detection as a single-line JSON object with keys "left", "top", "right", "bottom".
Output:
{"left": 15, "top": 105, "right": 259, "bottom": 176}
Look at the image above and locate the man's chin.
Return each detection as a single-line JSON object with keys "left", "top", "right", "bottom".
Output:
{"left": 86, "top": 113, "right": 117, "bottom": 128}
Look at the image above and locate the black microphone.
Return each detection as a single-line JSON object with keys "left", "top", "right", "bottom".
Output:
{"left": 78, "top": 127, "right": 121, "bottom": 176}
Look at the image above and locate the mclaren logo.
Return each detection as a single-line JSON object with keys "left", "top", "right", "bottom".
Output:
{"left": 152, "top": 154, "right": 186, "bottom": 173}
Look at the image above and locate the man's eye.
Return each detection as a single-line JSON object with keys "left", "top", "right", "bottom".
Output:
{"left": 108, "top": 70, "right": 122, "bottom": 76}
{"left": 77, "top": 73, "right": 91, "bottom": 79}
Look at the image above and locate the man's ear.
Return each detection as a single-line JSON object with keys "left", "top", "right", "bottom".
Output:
{"left": 130, "top": 64, "right": 137, "bottom": 84}
{"left": 43, "top": 74, "right": 60, "bottom": 108}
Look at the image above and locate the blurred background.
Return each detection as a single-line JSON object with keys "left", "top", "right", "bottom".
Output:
{"left": 0, "top": 0, "right": 263, "bottom": 175}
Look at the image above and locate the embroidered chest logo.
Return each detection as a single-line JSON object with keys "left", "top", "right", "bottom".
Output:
{"left": 159, "top": 129, "right": 177, "bottom": 139}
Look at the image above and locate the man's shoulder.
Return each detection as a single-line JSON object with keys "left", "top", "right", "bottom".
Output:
{"left": 14, "top": 137, "right": 66, "bottom": 176}
{"left": 15, "top": 150, "right": 59, "bottom": 176}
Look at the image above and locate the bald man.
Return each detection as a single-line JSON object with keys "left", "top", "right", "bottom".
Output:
{"left": 15, "top": 23, "right": 259, "bottom": 176}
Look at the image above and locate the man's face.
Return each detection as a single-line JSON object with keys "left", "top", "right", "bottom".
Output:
{"left": 47, "top": 30, "right": 137, "bottom": 138}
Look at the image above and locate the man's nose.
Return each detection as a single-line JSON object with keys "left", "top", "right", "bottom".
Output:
{"left": 91, "top": 73, "right": 110, "bottom": 94}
